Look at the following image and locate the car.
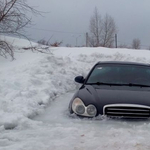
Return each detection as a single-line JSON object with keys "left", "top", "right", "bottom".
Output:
{"left": 69, "top": 61, "right": 150, "bottom": 119}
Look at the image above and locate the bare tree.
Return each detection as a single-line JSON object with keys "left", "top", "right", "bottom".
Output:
{"left": 38, "top": 39, "right": 49, "bottom": 46}
{"left": 118, "top": 43, "right": 129, "bottom": 49}
{"left": 38, "top": 36, "right": 62, "bottom": 47}
{"left": 0, "top": 39, "right": 13, "bottom": 58}
{"left": 101, "top": 14, "right": 117, "bottom": 47}
{"left": 37, "top": 35, "right": 54, "bottom": 46}
{"left": 132, "top": 38, "right": 141, "bottom": 49}
{"left": 0, "top": 0, "right": 39, "bottom": 59}
{"left": 89, "top": 7, "right": 102, "bottom": 47}
{"left": 51, "top": 41, "right": 63, "bottom": 47}
{"left": 66, "top": 44, "right": 72, "bottom": 47}
{"left": 89, "top": 8, "right": 117, "bottom": 48}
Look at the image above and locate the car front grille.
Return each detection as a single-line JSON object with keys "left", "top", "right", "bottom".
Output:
{"left": 103, "top": 104, "right": 150, "bottom": 118}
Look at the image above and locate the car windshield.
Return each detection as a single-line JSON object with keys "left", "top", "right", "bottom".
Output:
{"left": 86, "top": 64, "right": 150, "bottom": 86}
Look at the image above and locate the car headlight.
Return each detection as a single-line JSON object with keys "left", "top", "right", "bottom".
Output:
{"left": 72, "top": 98, "right": 85, "bottom": 115}
{"left": 87, "top": 105, "right": 97, "bottom": 116}
{"left": 72, "top": 98, "right": 97, "bottom": 117}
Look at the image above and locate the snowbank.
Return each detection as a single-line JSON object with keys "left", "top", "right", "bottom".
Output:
{"left": 1, "top": 37, "right": 150, "bottom": 129}
{"left": 0, "top": 36, "right": 38, "bottom": 48}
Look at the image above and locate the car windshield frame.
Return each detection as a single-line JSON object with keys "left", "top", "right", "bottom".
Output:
{"left": 85, "top": 63, "right": 150, "bottom": 87}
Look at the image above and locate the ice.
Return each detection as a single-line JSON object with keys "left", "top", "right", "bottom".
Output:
{"left": 0, "top": 92, "right": 150, "bottom": 150}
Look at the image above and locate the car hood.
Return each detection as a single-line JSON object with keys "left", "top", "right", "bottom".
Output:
{"left": 78, "top": 85, "right": 150, "bottom": 114}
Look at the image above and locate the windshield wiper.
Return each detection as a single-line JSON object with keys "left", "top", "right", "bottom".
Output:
{"left": 122, "top": 83, "right": 150, "bottom": 87}
{"left": 86, "top": 82, "right": 122, "bottom": 86}
{"left": 86, "top": 82, "right": 150, "bottom": 87}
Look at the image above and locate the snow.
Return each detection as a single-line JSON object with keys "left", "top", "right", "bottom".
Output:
{"left": 0, "top": 36, "right": 150, "bottom": 149}
{"left": 0, "top": 35, "right": 37, "bottom": 48}
{"left": 1, "top": 92, "right": 150, "bottom": 150}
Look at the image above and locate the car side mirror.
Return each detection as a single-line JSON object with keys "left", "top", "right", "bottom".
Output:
{"left": 74, "top": 76, "right": 85, "bottom": 84}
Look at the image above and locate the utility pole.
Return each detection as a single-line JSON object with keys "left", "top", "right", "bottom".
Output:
{"left": 115, "top": 34, "right": 117, "bottom": 48}
{"left": 72, "top": 35, "right": 81, "bottom": 47}
{"left": 86, "top": 32, "right": 89, "bottom": 47}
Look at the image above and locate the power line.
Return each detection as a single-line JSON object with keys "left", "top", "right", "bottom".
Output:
{"left": 26, "top": 28, "right": 150, "bottom": 48}
{"left": 30, "top": 27, "right": 85, "bottom": 35}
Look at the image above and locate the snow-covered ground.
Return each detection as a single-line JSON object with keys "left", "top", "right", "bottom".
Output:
{"left": 1, "top": 37, "right": 150, "bottom": 149}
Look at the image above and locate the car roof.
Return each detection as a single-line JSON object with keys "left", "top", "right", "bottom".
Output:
{"left": 96, "top": 61, "right": 150, "bottom": 67}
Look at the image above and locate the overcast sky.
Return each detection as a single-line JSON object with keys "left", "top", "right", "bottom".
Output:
{"left": 26, "top": 0, "right": 150, "bottom": 48}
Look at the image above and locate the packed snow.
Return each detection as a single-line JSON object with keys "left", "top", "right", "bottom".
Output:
{"left": 0, "top": 37, "right": 150, "bottom": 150}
